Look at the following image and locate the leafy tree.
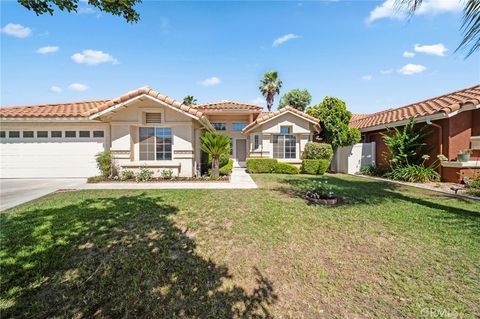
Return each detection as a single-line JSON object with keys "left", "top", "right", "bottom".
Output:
{"left": 17, "top": 0, "right": 141, "bottom": 23}
{"left": 200, "top": 132, "right": 231, "bottom": 178}
{"left": 183, "top": 95, "right": 197, "bottom": 106}
{"left": 278, "top": 89, "right": 312, "bottom": 111}
{"left": 306, "top": 96, "right": 361, "bottom": 150}
{"left": 395, "top": 0, "right": 479, "bottom": 57}
{"left": 259, "top": 71, "right": 282, "bottom": 112}
{"left": 381, "top": 118, "right": 430, "bottom": 167}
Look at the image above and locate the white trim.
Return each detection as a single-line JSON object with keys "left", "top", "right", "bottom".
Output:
{"left": 243, "top": 110, "right": 319, "bottom": 133}
{"left": 441, "top": 160, "right": 480, "bottom": 168}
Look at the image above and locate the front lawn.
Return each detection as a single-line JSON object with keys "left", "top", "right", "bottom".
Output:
{"left": 1, "top": 174, "right": 479, "bottom": 318}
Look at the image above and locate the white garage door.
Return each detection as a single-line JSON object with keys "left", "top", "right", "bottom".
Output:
{"left": 0, "top": 130, "right": 106, "bottom": 178}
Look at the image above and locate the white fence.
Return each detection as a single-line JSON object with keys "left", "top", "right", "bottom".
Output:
{"left": 331, "top": 142, "right": 376, "bottom": 174}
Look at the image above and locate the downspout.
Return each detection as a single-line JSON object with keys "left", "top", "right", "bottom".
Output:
{"left": 426, "top": 118, "right": 443, "bottom": 178}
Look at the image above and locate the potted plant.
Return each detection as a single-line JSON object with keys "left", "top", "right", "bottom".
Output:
{"left": 457, "top": 149, "right": 472, "bottom": 162}
{"left": 304, "top": 180, "right": 338, "bottom": 205}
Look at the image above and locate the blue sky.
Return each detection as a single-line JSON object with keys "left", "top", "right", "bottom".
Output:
{"left": 1, "top": 0, "right": 478, "bottom": 114}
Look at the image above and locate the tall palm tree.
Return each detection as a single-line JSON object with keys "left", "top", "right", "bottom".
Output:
{"left": 259, "top": 71, "right": 282, "bottom": 111}
{"left": 200, "top": 132, "right": 231, "bottom": 178}
{"left": 395, "top": 0, "right": 479, "bottom": 57}
{"left": 182, "top": 95, "right": 197, "bottom": 106}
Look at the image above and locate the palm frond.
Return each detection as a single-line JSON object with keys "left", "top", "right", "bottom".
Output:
{"left": 456, "top": 0, "right": 480, "bottom": 57}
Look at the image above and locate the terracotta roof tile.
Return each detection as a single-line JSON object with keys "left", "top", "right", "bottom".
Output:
{"left": 0, "top": 100, "right": 109, "bottom": 118}
{"left": 350, "top": 85, "right": 480, "bottom": 130}
{"left": 242, "top": 106, "right": 319, "bottom": 133}
{"left": 194, "top": 101, "right": 263, "bottom": 111}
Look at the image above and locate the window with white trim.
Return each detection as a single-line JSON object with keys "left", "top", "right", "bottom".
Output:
{"left": 51, "top": 131, "right": 62, "bottom": 138}
{"left": 211, "top": 123, "right": 226, "bottom": 131}
{"left": 65, "top": 131, "right": 76, "bottom": 138}
{"left": 139, "top": 127, "right": 172, "bottom": 161}
{"left": 23, "top": 131, "right": 34, "bottom": 138}
{"left": 253, "top": 135, "right": 261, "bottom": 150}
{"left": 273, "top": 135, "right": 296, "bottom": 159}
{"left": 0, "top": 131, "right": 5, "bottom": 138}
{"left": 93, "top": 131, "right": 104, "bottom": 138}
{"left": 9, "top": 131, "right": 20, "bottom": 138}
{"left": 232, "top": 122, "right": 247, "bottom": 131}
{"left": 79, "top": 131, "right": 90, "bottom": 138}
{"left": 37, "top": 131, "right": 48, "bottom": 138}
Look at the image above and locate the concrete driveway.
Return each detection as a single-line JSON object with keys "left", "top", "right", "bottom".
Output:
{"left": 0, "top": 179, "right": 86, "bottom": 211}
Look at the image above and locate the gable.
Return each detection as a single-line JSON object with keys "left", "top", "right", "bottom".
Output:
{"left": 250, "top": 112, "right": 313, "bottom": 134}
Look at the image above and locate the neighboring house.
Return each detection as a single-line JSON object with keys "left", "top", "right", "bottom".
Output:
{"left": 0, "top": 87, "right": 320, "bottom": 178}
{"left": 350, "top": 85, "right": 480, "bottom": 183}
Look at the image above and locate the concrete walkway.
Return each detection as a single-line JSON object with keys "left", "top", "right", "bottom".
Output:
{"left": 77, "top": 167, "right": 257, "bottom": 190}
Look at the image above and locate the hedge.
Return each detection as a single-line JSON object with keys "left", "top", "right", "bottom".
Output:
{"left": 303, "top": 142, "right": 333, "bottom": 161}
{"left": 246, "top": 158, "right": 278, "bottom": 173}
{"left": 301, "top": 159, "right": 329, "bottom": 175}
{"left": 274, "top": 162, "right": 300, "bottom": 174}
{"left": 219, "top": 159, "right": 234, "bottom": 175}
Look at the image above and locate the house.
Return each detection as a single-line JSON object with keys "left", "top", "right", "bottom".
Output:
{"left": 0, "top": 87, "right": 320, "bottom": 178}
{"left": 350, "top": 85, "right": 480, "bottom": 183}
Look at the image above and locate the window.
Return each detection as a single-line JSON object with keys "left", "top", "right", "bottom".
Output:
{"left": 273, "top": 135, "right": 296, "bottom": 159}
{"left": 232, "top": 122, "right": 247, "bottom": 131}
{"left": 280, "top": 126, "right": 292, "bottom": 135}
{"left": 253, "top": 135, "right": 261, "bottom": 150}
{"left": 93, "top": 130, "right": 104, "bottom": 138}
{"left": 79, "top": 131, "right": 90, "bottom": 138}
{"left": 211, "top": 122, "right": 226, "bottom": 131}
{"left": 9, "top": 131, "right": 20, "bottom": 138}
{"left": 65, "top": 131, "right": 76, "bottom": 138}
{"left": 139, "top": 127, "right": 172, "bottom": 161}
{"left": 0, "top": 131, "right": 5, "bottom": 138}
{"left": 37, "top": 131, "right": 48, "bottom": 138}
{"left": 51, "top": 131, "right": 62, "bottom": 138}
{"left": 23, "top": 131, "right": 34, "bottom": 138}
{"left": 146, "top": 112, "right": 162, "bottom": 124}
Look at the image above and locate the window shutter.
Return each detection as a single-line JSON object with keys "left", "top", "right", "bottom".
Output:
{"left": 146, "top": 112, "right": 162, "bottom": 124}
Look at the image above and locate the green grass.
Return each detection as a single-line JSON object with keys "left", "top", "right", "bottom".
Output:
{"left": 1, "top": 174, "right": 479, "bottom": 318}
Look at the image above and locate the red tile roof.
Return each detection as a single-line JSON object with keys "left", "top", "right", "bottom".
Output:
{"left": 0, "top": 100, "right": 109, "bottom": 118}
{"left": 350, "top": 85, "right": 480, "bottom": 130}
{"left": 243, "top": 106, "right": 319, "bottom": 133}
{"left": 194, "top": 101, "right": 263, "bottom": 111}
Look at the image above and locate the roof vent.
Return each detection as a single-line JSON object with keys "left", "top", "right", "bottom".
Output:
{"left": 146, "top": 112, "right": 162, "bottom": 124}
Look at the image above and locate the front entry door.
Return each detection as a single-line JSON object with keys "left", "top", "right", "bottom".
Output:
{"left": 235, "top": 139, "right": 247, "bottom": 162}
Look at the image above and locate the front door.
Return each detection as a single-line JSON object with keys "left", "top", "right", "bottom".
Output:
{"left": 235, "top": 139, "right": 247, "bottom": 163}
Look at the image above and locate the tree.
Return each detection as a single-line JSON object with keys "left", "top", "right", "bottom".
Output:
{"left": 259, "top": 71, "right": 282, "bottom": 112}
{"left": 183, "top": 95, "right": 197, "bottom": 106}
{"left": 17, "top": 0, "right": 141, "bottom": 23}
{"left": 306, "top": 96, "right": 361, "bottom": 149}
{"left": 278, "top": 89, "right": 312, "bottom": 112}
{"left": 200, "top": 132, "right": 231, "bottom": 178}
{"left": 395, "top": 0, "right": 479, "bottom": 57}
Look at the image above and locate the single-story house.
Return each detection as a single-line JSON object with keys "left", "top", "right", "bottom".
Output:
{"left": 350, "top": 85, "right": 480, "bottom": 183}
{"left": 0, "top": 87, "right": 320, "bottom": 178}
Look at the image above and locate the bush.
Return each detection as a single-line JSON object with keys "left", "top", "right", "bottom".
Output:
{"left": 303, "top": 142, "right": 333, "bottom": 161}
{"left": 120, "top": 170, "right": 135, "bottom": 181}
{"left": 384, "top": 165, "right": 440, "bottom": 183}
{"left": 246, "top": 158, "right": 278, "bottom": 173}
{"left": 95, "top": 151, "right": 112, "bottom": 178}
{"left": 87, "top": 175, "right": 104, "bottom": 183}
{"left": 160, "top": 169, "right": 174, "bottom": 179}
{"left": 274, "top": 162, "right": 300, "bottom": 174}
{"left": 136, "top": 166, "right": 154, "bottom": 182}
{"left": 219, "top": 159, "right": 234, "bottom": 175}
{"left": 208, "top": 153, "right": 230, "bottom": 168}
{"left": 465, "top": 174, "right": 480, "bottom": 197}
{"left": 301, "top": 159, "right": 329, "bottom": 175}
{"left": 359, "top": 164, "right": 386, "bottom": 177}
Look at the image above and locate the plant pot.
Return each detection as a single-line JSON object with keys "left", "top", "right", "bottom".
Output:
{"left": 457, "top": 153, "right": 470, "bottom": 162}
{"left": 306, "top": 196, "right": 338, "bottom": 205}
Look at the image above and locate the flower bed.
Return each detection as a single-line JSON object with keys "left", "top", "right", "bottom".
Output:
{"left": 87, "top": 175, "right": 230, "bottom": 184}
{"left": 302, "top": 179, "right": 339, "bottom": 205}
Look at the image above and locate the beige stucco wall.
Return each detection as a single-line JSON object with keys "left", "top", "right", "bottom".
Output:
{"left": 205, "top": 114, "right": 250, "bottom": 160}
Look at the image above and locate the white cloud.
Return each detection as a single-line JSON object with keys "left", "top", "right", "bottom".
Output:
{"left": 272, "top": 33, "right": 300, "bottom": 47}
{"left": 361, "top": 75, "right": 373, "bottom": 81}
{"left": 403, "top": 51, "right": 415, "bottom": 58}
{"left": 77, "top": 7, "right": 96, "bottom": 14}
{"left": 398, "top": 63, "right": 427, "bottom": 75}
{"left": 71, "top": 49, "right": 118, "bottom": 65}
{"left": 199, "top": 77, "right": 221, "bottom": 86}
{"left": 251, "top": 97, "right": 266, "bottom": 106}
{"left": 36, "top": 46, "right": 59, "bottom": 54}
{"left": 414, "top": 43, "right": 448, "bottom": 56}
{"left": 68, "top": 83, "right": 89, "bottom": 91}
{"left": 367, "top": 0, "right": 462, "bottom": 23}
{"left": 1, "top": 23, "right": 32, "bottom": 38}
{"left": 380, "top": 69, "right": 394, "bottom": 75}
{"left": 50, "top": 86, "right": 62, "bottom": 93}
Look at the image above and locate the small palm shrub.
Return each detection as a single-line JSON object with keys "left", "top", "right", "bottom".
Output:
{"left": 201, "top": 132, "right": 231, "bottom": 178}
{"left": 160, "top": 169, "right": 174, "bottom": 179}
{"left": 303, "top": 142, "right": 333, "bottom": 161}
{"left": 246, "top": 158, "right": 278, "bottom": 173}
{"left": 301, "top": 159, "right": 329, "bottom": 175}
{"left": 274, "top": 162, "right": 300, "bottom": 174}
{"left": 120, "top": 170, "right": 135, "bottom": 181}
{"left": 385, "top": 164, "right": 440, "bottom": 183}
{"left": 95, "top": 151, "right": 112, "bottom": 178}
{"left": 136, "top": 166, "right": 154, "bottom": 182}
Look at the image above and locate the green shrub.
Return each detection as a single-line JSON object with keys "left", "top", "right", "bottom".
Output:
{"left": 274, "top": 162, "right": 300, "bottom": 174}
{"left": 219, "top": 159, "right": 234, "bottom": 175}
{"left": 87, "top": 175, "right": 104, "bottom": 183}
{"left": 120, "top": 170, "right": 135, "bottom": 181}
{"left": 464, "top": 174, "right": 480, "bottom": 197}
{"left": 136, "top": 166, "right": 154, "bottom": 182}
{"left": 303, "top": 142, "right": 333, "bottom": 161}
{"left": 301, "top": 159, "right": 329, "bottom": 175}
{"left": 384, "top": 165, "right": 440, "bottom": 183}
{"left": 208, "top": 153, "right": 230, "bottom": 168}
{"left": 95, "top": 151, "right": 112, "bottom": 178}
{"left": 160, "top": 169, "right": 174, "bottom": 179}
{"left": 246, "top": 158, "right": 278, "bottom": 173}
{"left": 359, "top": 164, "right": 386, "bottom": 177}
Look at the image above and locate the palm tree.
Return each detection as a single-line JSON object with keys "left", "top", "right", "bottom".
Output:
{"left": 183, "top": 95, "right": 197, "bottom": 106}
{"left": 200, "top": 132, "right": 231, "bottom": 178}
{"left": 259, "top": 71, "right": 282, "bottom": 111}
{"left": 395, "top": 0, "right": 479, "bottom": 57}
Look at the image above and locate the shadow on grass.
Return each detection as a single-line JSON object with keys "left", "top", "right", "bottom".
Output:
{"left": 1, "top": 194, "right": 277, "bottom": 318}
